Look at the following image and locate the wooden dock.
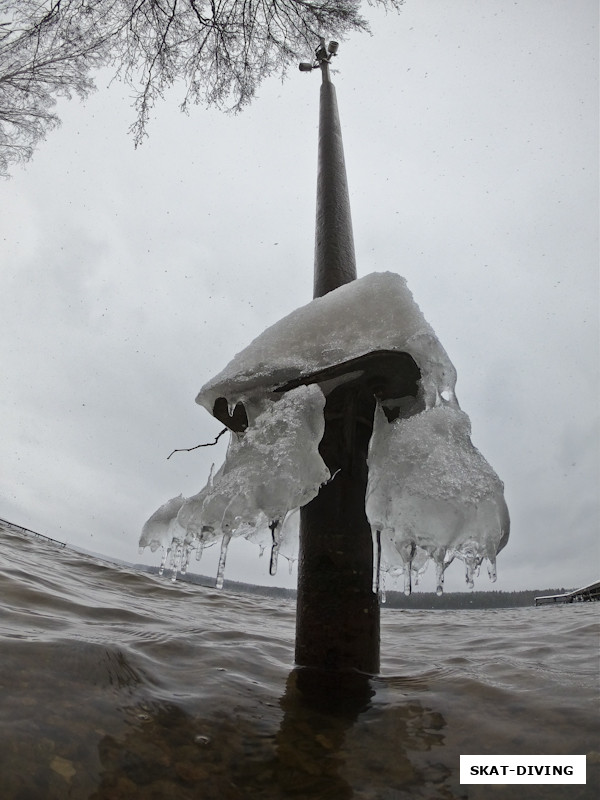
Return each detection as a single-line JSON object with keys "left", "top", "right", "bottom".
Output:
{"left": 535, "top": 580, "right": 600, "bottom": 606}
{"left": 0, "top": 517, "right": 67, "bottom": 548}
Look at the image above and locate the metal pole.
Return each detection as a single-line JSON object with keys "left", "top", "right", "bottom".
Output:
{"left": 295, "top": 47, "right": 381, "bottom": 675}
{"left": 313, "top": 58, "right": 357, "bottom": 297}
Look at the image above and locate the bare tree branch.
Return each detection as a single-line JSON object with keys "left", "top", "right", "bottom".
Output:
{"left": 0, "top": 0, "right": 405, "bottom": 175}
{"left": 167, "top": 426, "right": 228, "bottom": 459}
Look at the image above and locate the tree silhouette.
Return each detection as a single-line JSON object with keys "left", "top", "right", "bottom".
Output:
{"left": 0, "top": 0, "right": 403, "bottom": 176}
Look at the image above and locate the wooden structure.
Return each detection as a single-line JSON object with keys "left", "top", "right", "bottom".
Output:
{"left": 0, "top": 516, "right": 67, "bottom": 548}
{"left": 534, "top": 580, "right": 600, "bottom": 606}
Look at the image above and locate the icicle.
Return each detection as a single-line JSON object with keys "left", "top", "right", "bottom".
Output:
{"left": 269, "top": 520, "right": 280, "bottom": 576}
{"left": 458, "top": 539, "right": 483, "bottom": 590}
{"left": 215, "top": 533, "right": 231, "bottom": 589}
{"left": 158, "top": 547, "right": 170, "bottom": 576}
{"left": 371, "top": 529, "right": 382, "bottom": 595}
{"left": 180, "top": 544, "right": 191, "bottom": 575}
{"left": 380, "top": 572, "right": 387, "bottom": 604}
{"left": 430, "top": 547, "right": 447, "bottom": 596}
{"left": 465, "top": 559, "right": 476, "bottom": 589}
{"left": 170, "top": 543, "right": 182, "bottom": 582}
{"left": 396, "top": 541, "right": 415, "bottom": 596}
{"left": 138, "top": 546, "right": 144, "bottom": 555}
{"left": 486, "top": 555, "right": 497, "bottom": 582}
{"left": 403, "top": 566, "right": 412, "bottom": 596}
{"left": 435, "top": 560, "right": 445, "bottom": 596}
{"left": 195, "top": 543, "right": 204, "bottom": 561}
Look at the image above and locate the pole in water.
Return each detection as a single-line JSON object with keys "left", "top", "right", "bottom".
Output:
{"left": 295, "top": 40, "right": 380, "bottom": 675}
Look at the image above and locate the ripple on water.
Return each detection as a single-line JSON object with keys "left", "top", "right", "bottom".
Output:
{"left": 0, "top": 525, "right": 598, "bottom": 799}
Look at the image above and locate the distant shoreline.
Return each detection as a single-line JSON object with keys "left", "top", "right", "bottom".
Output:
{"left": 0, "top": 519, "right": 575, "bottom": 609}
{"left": 137, "top": 564, "right": 572, "bottom": 609}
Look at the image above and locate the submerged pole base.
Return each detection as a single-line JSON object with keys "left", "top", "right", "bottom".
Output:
{"left": 295, "top": 380, "right": 380, "bottom": 676}
{"left": 296, "top": 488, "right": 380, "bottom": 676}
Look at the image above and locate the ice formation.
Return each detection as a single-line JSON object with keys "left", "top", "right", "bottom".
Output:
{"left": 196, "top": 272, "right": 458, "bottom": 415}
{"left": 141, "top": 385, "right": 329, "bottom": 586}
{"left": 141, "top": 272, "right": 509, "bottom": 593}
{"left": 366, "top": 404, "right": 509, "bottom": 598}
{"left": 139, "top": 494, "right": 189, "bottom": 581}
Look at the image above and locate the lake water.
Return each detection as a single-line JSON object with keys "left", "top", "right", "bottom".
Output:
{"left": 1, "top": 522, "right": 598, "bottom": 799}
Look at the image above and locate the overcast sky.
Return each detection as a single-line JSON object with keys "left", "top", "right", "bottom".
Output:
{"left": 1, "top": 0, "right": 598, "bottom": 594}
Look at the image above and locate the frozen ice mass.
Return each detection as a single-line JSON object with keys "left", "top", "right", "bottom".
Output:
{"left": 367, "top": 404, "right": 509, "bottom": 598}
{"left": 196, "top": 272, "right": 458, "bottom": 415}
{"left": 141, "top": 272, "right": 509, "bottom": 593}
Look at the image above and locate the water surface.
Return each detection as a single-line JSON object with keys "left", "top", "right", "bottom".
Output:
{"left": 1, "top": 524, "right": 597, "bottom": 799}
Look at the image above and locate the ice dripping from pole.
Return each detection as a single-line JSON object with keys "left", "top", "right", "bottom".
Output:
{"left": 367, "top": 404, "right": 509, "bottom": 597}
{"left": 140, "top": 386, "right": 328, "bottom": 585}
{"left": 139, "top": 494, "right": 188, "bottom": 580}
{"left": 196, "top": 272, "right": 458, "bottom": 414}
{"left": 141, "top": 272, "right": 508, "bottom": 591}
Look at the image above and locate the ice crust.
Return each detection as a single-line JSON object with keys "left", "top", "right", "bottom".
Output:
{"left": 196, "top": 272, "right": 458, "bottom": 414}
{"left": 141, "top": 271, "right": 508, "bottom": 592}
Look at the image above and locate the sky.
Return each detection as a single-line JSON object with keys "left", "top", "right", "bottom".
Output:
{"left": 1, "top": 0, "right": 598, "bottom": 594}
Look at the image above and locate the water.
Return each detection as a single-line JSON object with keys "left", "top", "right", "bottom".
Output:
{"left": 1, "top": 524, "right": 598, "bottom": 799}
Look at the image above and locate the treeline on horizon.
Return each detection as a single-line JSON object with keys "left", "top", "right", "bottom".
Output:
{"left": 139, "top": 565, "right": 568, "bottom": 609}
{"left": 378, "top": 588, "right": 570, "bottom": 609}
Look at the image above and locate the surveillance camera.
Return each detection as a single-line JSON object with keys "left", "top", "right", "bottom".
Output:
{"left": 299, "top": 62, "right": 314, "bottom": 72}
{"left": 328, "top": 41, "right": 339, "bottom": 54}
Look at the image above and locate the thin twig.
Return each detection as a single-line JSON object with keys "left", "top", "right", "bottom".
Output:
{"left": 325, "top": 468, "right": 341, "bottom": 484}
{"left": 167, "top": 427, "right": 228, "bottom": 459}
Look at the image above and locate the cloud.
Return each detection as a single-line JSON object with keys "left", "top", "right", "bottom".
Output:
{"left": 0, "top": 0, "right": 597, "bottom": 592}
